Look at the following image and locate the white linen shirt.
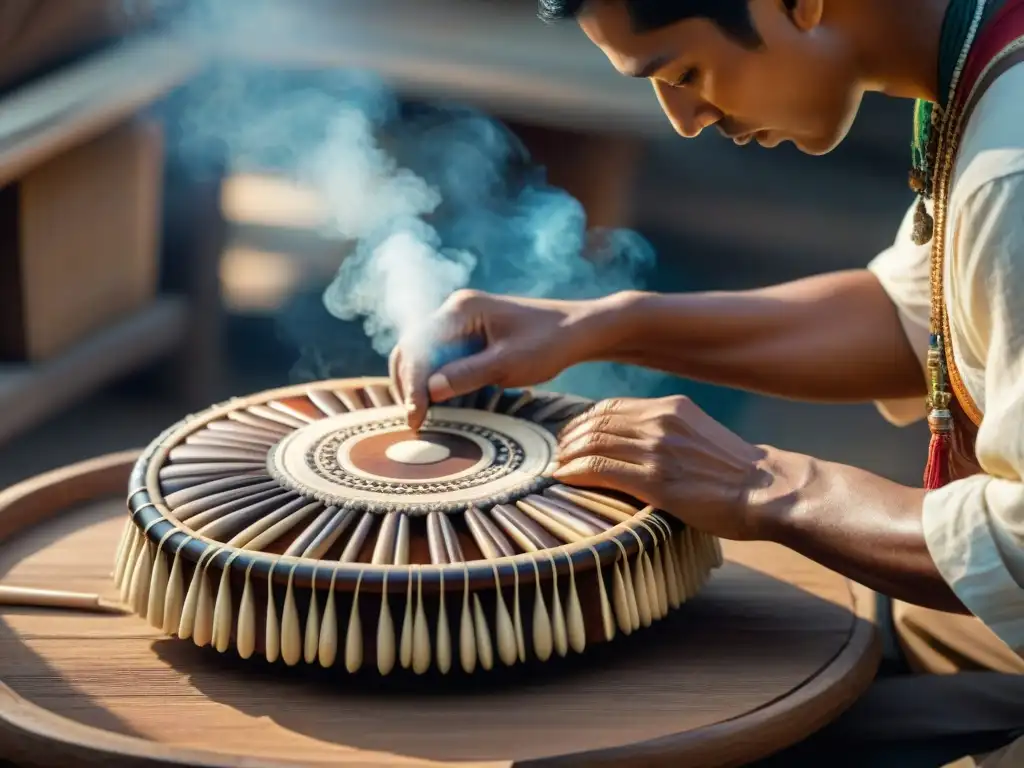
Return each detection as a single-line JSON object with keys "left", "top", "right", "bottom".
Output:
{"left": 869, "top": 62, "right": 1024, "bottom": 653}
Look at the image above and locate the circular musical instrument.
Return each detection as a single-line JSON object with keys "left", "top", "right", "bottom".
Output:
{"left": 115, "top": 378, "right": 724, "bottom": 676}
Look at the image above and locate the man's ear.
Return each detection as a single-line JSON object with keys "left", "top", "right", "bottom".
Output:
{"left": 785, "top": 0, "right": 824, "bottom": 31}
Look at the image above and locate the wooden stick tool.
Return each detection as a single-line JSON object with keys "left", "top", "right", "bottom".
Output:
{"left": 0, "top": 585, "right": 129, "bottom": 614}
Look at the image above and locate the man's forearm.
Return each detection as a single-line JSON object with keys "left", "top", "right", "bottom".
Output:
{"left": 587, "top": 269, "right": 924, "bottom": 403}
{"left": 750, "top": 447, "right": 967, "bottom": 613}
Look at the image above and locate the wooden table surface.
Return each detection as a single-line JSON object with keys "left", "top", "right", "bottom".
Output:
{"left": 0, "top": 453, "right": 879, "bottom": 767}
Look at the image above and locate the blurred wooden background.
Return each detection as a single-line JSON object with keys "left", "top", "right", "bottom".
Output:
{"left": 0, "top": 0, "right": 927, "bottom": 492}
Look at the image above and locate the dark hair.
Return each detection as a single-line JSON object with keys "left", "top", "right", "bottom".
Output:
{"left": 537, "top": 0, "right": 763, "bottom": 48}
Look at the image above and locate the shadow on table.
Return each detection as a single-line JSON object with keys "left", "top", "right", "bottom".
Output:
{"left": 146, "top": 559, "right": 867, "bottom": 764}
{"left": 0, "top": 610, "right": 144, "bottom": 742}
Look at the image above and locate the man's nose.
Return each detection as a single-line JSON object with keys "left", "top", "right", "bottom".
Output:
{"left": 652, "top": 81, "right": 720, "bottom": 138}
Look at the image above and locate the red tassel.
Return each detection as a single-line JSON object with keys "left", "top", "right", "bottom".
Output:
{"left": 924, "top": 430, "right": 952, "bottom": 490}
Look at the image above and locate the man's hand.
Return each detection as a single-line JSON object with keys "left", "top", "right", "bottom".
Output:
{"left": 553, "top": 395, "right": 967, "bottom": 613}
{"left": 390, "top": 290, "right": 626, "bottom": 430}
{"left": 553, "top": 396, "right": 769, "bottom": 541}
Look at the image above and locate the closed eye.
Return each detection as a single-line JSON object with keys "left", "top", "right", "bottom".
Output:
{"left": 672, "top": 68, "right": 698, "bottom": 88}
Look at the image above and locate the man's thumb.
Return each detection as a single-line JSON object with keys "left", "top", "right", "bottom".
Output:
{"left": 428, "top": 346, "right": 506, "bottom": 402}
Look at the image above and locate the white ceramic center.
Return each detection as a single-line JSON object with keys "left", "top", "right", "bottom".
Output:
{"left": 384, "top": 439, "right": 451, "bottom": 465}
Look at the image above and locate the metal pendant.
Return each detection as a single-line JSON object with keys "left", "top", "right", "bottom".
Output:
{"left": 912, "top": 197, "right": 934, "bottom": 245}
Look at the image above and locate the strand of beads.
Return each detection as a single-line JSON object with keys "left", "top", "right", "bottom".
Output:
{"left": 911, "top": 0, "right": 989, "bottom": 245}
{"left": 925, "top": 0, "right": 992, "bottom": 466}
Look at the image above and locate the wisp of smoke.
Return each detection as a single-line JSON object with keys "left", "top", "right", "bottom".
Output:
{"left": 159, "top": 0, "right": 666, "bottom": 400}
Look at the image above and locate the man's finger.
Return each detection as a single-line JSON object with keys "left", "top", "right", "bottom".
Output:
{"left": 551, "top": 455, "right": 649, "bottom": 499}
{"left": 558, "top": 397, "right": 628, "bottom": 439}
{"left": 388, "top": 346, "right": 405, "bottom": 405}
{"left": 428, "top": 343, "right": 508, "bottom": 402}
{"left": 556, "top": 431, "right": 639, "bottom": 467}
{"left": 400, "top": 353, "right": 431, "bottom": 431}
{"left": 557, "top": 414, "right": 639, "bottom": 451}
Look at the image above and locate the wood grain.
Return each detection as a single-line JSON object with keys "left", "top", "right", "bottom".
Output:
{"left": 0, "top": 453, "right": 879, "bottom": 767}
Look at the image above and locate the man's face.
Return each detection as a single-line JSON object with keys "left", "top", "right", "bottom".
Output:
{"left": 578, "top": 0, "right": 863, "bottom": 155}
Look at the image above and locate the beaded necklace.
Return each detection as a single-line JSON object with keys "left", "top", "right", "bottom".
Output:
{"left": 909, "top": 0, "right": 988, "bottom": 246}
{"left": 917, "top": 0, "right": 989, "bottom": 488}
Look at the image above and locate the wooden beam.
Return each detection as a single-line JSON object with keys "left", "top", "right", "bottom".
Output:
{"left": 0, "top": 298, "right": 189, "bottom": 445}
{"left": 0, "top": 33, "right": 202, "bottom": 187}
{"left": 203, "top": 0, "right": 668, "bottom": 138}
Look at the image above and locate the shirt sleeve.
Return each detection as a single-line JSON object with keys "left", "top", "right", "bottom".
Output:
{"left": 866, "top": 201, "right": 932, "bottom": 426}
{"left": 922, "top": 175, "right": 1024, "bottom": 653}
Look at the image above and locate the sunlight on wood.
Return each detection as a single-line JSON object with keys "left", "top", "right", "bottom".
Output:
{"left": 220, "top": 246, "right": 303, "bottom": 312}
{"left": 221, "top": 173, "right": 327, "bottom": 228}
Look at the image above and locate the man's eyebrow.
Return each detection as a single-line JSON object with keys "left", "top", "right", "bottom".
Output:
{"left": 623, "top": 54, "right": 673, "bottom": 79}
